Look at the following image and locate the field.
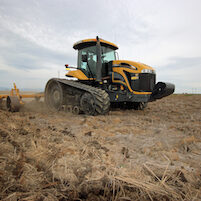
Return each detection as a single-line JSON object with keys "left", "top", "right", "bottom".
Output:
{"left": 0, "top": 94, "right": 200, "bottom": 201}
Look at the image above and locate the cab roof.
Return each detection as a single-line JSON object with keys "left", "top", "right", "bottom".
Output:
{"left": 73, "top": 38, "right": 118, "bottom": 50}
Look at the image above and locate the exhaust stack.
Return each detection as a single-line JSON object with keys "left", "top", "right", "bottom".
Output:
{"left": 96, "top": 36, "right": 102, "bottom": 82}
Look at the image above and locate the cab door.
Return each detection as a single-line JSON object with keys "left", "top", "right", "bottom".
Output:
{"left": 78, "top": 46, "right": 97, "bottom": 78}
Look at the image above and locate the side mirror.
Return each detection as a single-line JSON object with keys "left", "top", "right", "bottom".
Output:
{"left": 82, "top": 55, "right": 88, "bottom": 62}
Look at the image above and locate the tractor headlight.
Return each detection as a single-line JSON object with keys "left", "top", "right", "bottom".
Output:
{"left": 141, "top": 69, "right": 155, "bottom": 74}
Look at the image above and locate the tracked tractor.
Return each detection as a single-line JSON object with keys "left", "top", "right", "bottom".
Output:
{"left": 45, "top": 37, "right": 175, "bottom": 115}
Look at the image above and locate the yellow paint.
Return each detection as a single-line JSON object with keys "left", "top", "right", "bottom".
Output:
{"left": 64, "top": 60, "right": 153, "bottom": 95}
{"left": 0, "top": 83, "right": 44, "bottom": 102}
{"left": 73, "top": 38, "right": 118, "bottom": 49}
{"left": 113, "top": 60, "right": 155, "bottom": 72}
{"left": 112, "top": 65, "right": 152, "bottom": 95}
{"left": 66, "top": 69, "right": 94, "bottom": 80}
{"left": 131, "top": 76, "right": 138, "bottom": 80}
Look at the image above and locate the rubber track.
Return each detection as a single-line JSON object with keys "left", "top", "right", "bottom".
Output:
{"left": 53, "top": 78, "right": 110, "bottom": 115}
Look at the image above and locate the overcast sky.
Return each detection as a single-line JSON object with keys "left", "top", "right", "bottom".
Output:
{"left": 0, "top": 0, "right": 201, "bottom": 93}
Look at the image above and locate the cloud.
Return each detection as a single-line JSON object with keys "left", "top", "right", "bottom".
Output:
{"left": 0, "top": 0, "right": 201, "bottom": 93}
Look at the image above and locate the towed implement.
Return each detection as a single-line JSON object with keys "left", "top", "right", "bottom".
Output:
{"left": 0, "top": 83, "right": 43, "bottom": 112}
{"left": 45, "top": 37, "right": 175, "bottom": 115}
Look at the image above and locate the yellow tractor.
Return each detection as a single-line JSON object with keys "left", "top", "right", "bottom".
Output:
{"left": 45, "top": 37, "right": 174, "bottom": 115}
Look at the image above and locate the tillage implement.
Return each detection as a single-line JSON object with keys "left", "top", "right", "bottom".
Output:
{"left": 45, "top": 37, "right": 175, "bottom": 115}
{"left": 0, "top": 83, "right": 43, "bottom": 112}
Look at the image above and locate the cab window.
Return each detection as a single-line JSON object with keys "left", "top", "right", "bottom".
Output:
{"left": 77, "top": 46, "right": 116, "bottom": 78}
{"left": 78, "top": 46, "right": 97, "bottom": 78}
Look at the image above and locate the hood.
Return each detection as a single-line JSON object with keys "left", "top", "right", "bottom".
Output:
{"left": 113, "top": 60, "right": 155, "bottom": 72}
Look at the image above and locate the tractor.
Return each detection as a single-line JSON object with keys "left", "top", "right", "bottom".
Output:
{"left": 45, "top": 37, "right": 174, "bottom": 115}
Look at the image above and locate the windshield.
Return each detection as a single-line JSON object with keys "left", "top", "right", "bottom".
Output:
{"left": 101, "top": 46, "right": 116, "bottom": 63}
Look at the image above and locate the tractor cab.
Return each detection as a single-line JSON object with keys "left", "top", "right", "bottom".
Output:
{"left": 73, "top": 38, "right": 118, "bottom": 79}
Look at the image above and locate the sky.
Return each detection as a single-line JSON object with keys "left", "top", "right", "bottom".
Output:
{"left": 0, "top": 0, "right": 201, "bottom": 93}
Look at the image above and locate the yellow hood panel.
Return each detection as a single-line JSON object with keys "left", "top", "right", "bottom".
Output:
{"left": 66, "top": 69, "right": 89, "bottom": 80}
{"left": 113, "top": 60, "right": 155, "bottom": 72}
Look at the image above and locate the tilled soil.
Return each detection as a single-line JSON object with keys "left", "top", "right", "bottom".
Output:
{"left": 0, "top": 94, "right": 200, "bottom": 201}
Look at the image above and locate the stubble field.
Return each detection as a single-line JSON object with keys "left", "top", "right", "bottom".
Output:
{"left": 0, "top": 94, "right": 200, "bottom": 200}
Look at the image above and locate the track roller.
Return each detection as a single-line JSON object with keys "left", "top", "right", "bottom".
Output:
{"left": 65, "top": 105, "right": 73, "bottom": 113}
{"left": 72, "top": 106, "right": 80, "bottom": 115}
{"left": 133, "top": 102, "right": 147, "bottom": 110}
{"left": 6, "top": 96, "right": 21, "bottom": 112}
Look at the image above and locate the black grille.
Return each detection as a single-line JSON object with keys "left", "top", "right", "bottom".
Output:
{"left": 128, "top": 73, "right": 156, "bottom": 92}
